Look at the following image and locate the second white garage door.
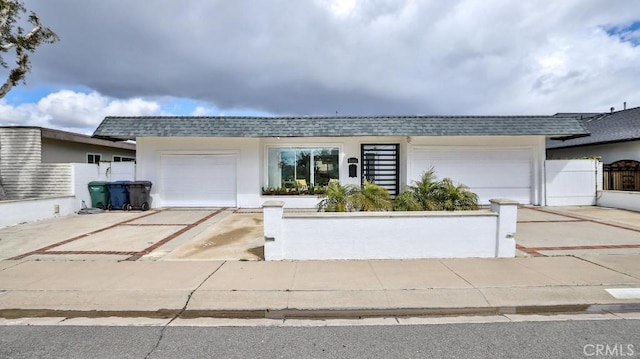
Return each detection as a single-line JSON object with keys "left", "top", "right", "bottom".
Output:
{"left": 161, "top": 154, "right": 237, "bottom": 207}
{"left": 410, "top": 148, "right": 534, "bottom": 204}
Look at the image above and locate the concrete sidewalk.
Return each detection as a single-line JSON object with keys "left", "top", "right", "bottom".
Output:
{"left": 1, "top": 255, "right": 639, "bottom": 319}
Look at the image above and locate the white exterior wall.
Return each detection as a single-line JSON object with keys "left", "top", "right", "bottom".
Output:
{"left": 264, "top": 199, "right": 518, "bottom": 260}
{"left": 261, "top": 135, "right": 407, "bottom": 188}
{"left": 137, "top": 135, "right": 546, "bottom": 208}
{"left": 136, "top": 137, "right": 261, "bottom": 208}
{"left": 547, "top": 141, "right": 640, "bottom": 164}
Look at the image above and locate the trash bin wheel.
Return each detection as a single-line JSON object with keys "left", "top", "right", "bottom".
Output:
{"left": 97, "top": 203, "right": 105, "bottom": 210}
{"left": 107, "top": 203, "right": 112, "bottom": 211}
{"left": 142, "top": 202, "right": 149, "bottom": 211}
{"left": 126, "top": 204, "right": 132, "bottom": 211}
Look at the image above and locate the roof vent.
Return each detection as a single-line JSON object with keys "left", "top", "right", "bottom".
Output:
{"left": 610, "top": 107, "right": 615, "bottom": 113}
{"left": 624, "top": 101, "right": 627, "bottom": 110}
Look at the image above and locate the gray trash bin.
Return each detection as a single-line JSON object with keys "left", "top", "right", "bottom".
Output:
{"left": 126, "top": 181, "right": 152, "bottom": 211}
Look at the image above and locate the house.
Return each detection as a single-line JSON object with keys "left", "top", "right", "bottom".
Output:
{"left": 92, "top": 115, "right": 588, "bottom": 208}
{"left": 547, "top": 106, "right": 640, "bottom": 163}
{"left": 547, "top": 106, "right": 640, "bottom": 191}
{"left": 0, "top": 126, "right": 136, "bottom": 199}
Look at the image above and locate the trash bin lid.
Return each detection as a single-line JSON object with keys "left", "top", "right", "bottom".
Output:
{"left": 128, "top": 181, "right": 152, "bottom": 186}
{"left": 109, "top": 181, "right": 132, "bottom": 185}
{"left": 88, "top": 181, "right": 110, "bottom": 186}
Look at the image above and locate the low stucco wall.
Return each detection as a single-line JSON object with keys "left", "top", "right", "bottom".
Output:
{"left": 264, "top": 199, "right": 517, "bottom": 260}
{"left": 0, "top": 196, "right": 75, "bottom": 228}
{"left": 260, "top": 196, "right": 322, "bottom": 208}
{"left": 597, "top": 191, "right": 640, "bottom": 212}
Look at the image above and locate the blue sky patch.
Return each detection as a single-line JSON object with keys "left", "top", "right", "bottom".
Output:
{"left": 3, "top": 84, "right": 94, "bottom": 105}
{"left": 605, "top": 20, "right": 640, "bottom": 46}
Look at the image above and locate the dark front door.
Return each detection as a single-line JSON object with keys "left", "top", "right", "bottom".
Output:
{"left": 361, "top": 144, "right": 400, "bottom": 197}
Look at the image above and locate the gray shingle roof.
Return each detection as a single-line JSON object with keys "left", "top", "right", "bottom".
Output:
{"left": 93, "top": 115, "right": 589, "bottom": 141}
{"left": 547, "top": 107, "right": 640, "bottom": 149}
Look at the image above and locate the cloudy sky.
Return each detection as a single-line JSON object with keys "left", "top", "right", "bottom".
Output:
{"left": 0, "top": 0, "right": 639, "bottom": 134}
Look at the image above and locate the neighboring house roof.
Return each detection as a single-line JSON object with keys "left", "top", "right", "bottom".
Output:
{"left": 0, "top": 126, "right": 136, "bottom": 150}
{"left": 547, "top": 107, "right": 640, "bottom": 149}
{"left": 92, "top": 115, "right": 589, "bottom": 141}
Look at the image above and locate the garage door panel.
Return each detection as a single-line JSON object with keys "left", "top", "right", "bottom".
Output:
{"left": 472, "top": 188, "right": 532, "bottom": 204}
{"left": 161, "top": 154, "right": 237, "bottom": 207}
{"left": 412, "top": 159, "right": 531, "bottom": 186}
{"left": 411, "top": 148, "right": 533, "bottom": 204}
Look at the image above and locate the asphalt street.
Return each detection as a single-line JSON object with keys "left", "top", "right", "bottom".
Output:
{"left": 1, "top": 319, "right": 639, "bottom": 358}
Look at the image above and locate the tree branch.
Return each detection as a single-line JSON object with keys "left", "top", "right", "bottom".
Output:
{"left": 0, "top": 24, "right": 41, "bottom": 51}
{"left": 0, "top": 45, "right": 27, "bottom": 98}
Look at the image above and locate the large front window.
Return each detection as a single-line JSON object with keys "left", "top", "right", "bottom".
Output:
{"left": 267, "top": 147, "right": 339, "bottom": 189}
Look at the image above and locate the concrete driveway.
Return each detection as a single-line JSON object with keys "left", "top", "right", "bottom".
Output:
{"left": 0, "top": 208, "right": 264, "bottom": 262}
{"left": 1, "top": 205, "right": 640, "bottom": 261}
{"left": 516, "top": 206, "right": 640, "bottom": 256}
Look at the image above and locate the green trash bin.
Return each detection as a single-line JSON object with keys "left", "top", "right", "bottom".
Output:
{"left": 88, "top": 181, "right": 110, "bottom": 209}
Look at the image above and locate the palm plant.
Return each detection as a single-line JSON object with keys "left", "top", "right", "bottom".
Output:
{"left": 316, "top": 181, "right": 360, "bottom": 212}
{"left": 317, "top": 180, "right": 392, "bottom": 212}
{"left": 351, "top": 180, "right": 392, "bottom": 211}
{"left": 431, "top": 178, "right": 479, "bottom": 211}
{"left": 394, "top": 168, "right": 479, "bottom": 211}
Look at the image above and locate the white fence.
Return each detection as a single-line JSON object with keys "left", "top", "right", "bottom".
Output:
{"left": 263, "top": 199, "right": 518, "bottom": 260}
{"left": 545, "top": 159, "right": 600, "bottom": 206}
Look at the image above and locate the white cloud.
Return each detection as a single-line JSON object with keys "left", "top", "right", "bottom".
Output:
{"left": 11, "top": 1, "right": 640, "bottom": 118}
{"left": 191, "top": 105, "right": 216, "bottom": 116}
{"left": 0, "top": 90, "right": 163, "bottom": 134}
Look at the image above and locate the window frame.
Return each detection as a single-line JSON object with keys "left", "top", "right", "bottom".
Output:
{"left": 265, "top": 145, "right": 341, "bottom": 189}
{"left": 87, "top": 153, "right": 102, "bottom": 164}
{"left": 113, "top": 155, "right": 136, "bottom": 162}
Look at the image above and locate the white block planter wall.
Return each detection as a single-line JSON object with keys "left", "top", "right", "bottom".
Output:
{"left": 263, "top": 199, "right": 518, "bottom": 260}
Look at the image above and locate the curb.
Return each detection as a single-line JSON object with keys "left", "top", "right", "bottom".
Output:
{"left": 3, "top": 303, "right": 640, "bottom": 320}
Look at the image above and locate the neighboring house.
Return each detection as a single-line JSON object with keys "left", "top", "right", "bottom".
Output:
{"left": 547, "top": 107, "right": 640, "bottom": 191}
{"left": 0, "top": 126, "right": 136, "bottom": 199}
{"left": 92, "top": 115, "right": 587, "bottom": 208}
{"left": 547, "top": 106, "right": 640, "bottom": 163}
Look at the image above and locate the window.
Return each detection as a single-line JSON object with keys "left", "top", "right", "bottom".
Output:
{"left": 267, "top": 147, "right": 339, "bottom": 188}
{"left": 113, "top": 155, "right": 136, "bottom": 162}
{"left": 87, "top": 153, "right": 101, "bottom": 164}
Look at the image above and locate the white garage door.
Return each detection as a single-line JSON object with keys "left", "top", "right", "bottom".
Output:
{"left": 161, "top": 154, "right": 237, "bottom": 207}
{"left": 410, "top": 148, "right": 533, "bottom": 204}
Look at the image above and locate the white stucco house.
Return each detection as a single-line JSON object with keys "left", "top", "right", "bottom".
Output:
{"left": 92, "top": 115, "right": 588, "bottom": 208}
